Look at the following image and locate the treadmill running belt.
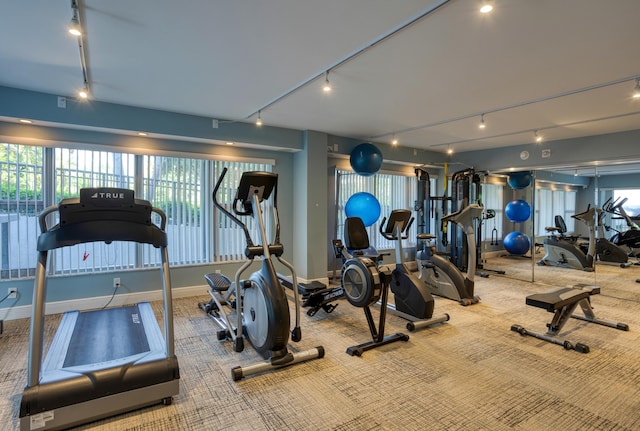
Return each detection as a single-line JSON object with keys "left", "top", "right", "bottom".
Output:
{"left": 63, "top": 305, "right": 151, "bottom": 368}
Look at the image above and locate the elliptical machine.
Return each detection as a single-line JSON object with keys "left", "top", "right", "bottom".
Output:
{"left": 589, "top": 202, "right": 633, "bottom": 268}
{"left": 416, "top": 204, "right": 483, "bottom": 306}
{"left": 199, "top": 168, "right": 324, "bottom": 380}
{"left": 604, "top": 197, "right": 640, "bottom": 256}
{"left": 538, "top": 206, "right": 596, "bottom": 271}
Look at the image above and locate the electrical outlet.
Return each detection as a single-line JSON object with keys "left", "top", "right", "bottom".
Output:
{"left": 8, "top": 288, "right": 17, "bottom": 299}
{"left": 113, "top": 278, "right": 121, "bottom": 288}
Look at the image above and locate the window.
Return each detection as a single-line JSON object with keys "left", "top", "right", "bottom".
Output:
{"left": 0, "top": 142, "right": 272, "bottom": 280}
{"left": 480, "top": 183, "right": 503, "bottom": 242}
{"left": 0, "top": 143, "right": 43, "bottom": 279}
{"left": 335, "top": 169, "right": 420, "bottom": 250}
{"left": 53, "top": 149, "right": 137, "bottom": 274}
{"left": 535, "top": 187, "right": 577, "bottom": 236}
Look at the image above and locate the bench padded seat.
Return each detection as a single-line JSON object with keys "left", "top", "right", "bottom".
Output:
{"left": 526, "top": 287, "right": 590, "bottom": 312}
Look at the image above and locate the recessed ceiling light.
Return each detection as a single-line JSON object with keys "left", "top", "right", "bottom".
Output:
{"left": 19, "top": 119, "right": 33, "bottom": 124}
{"left": 138, "top": 132, "right": 148, "bottom": 136}
{"left": 226, "top": 142, "right": 234, "bottom": 145}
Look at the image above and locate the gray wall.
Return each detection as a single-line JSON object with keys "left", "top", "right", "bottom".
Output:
{"left": 2, "top": 84, "right": 640, "bottom": 311}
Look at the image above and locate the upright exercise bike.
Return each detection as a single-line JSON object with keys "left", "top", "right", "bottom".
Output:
{"left": 416, "top": 204, "right": 483, "bottom": 305}
{"left": 379, "top": 209, "right": 451, "bottom": 330}
{"left": 199, "top": 168, "right": 323, "bottom": 380}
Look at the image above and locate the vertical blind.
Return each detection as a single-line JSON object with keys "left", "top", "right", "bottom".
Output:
{"left": 335, "top": 169, "right": 419, "bottom": 250}
{"left": 0, "top": 142, "right": 272, "bottom": 280}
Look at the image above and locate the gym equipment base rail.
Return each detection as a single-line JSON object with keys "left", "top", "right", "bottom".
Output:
{"left": 511, "top": 283, "right": 629, "bottom": 353}
{"left": 346, "top": 267, "right": 410, "bottom": 357}
{"left": 200, "top": 273, "right": 325, "bottom": 381}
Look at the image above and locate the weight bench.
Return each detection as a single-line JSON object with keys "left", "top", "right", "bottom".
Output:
{"left": 511, "top": 284, "right": 629, "bottom": 353}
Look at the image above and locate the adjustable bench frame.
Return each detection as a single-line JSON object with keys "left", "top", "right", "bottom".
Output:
{"left": 511, "top": 284, "right": 629, "bottom": 353}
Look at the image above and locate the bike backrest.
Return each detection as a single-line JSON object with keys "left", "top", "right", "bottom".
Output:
{"left": 554, "top": 215, "right": 567, "bottom": 234}
{"left": 344, "top": 217, "right": 369, "bottom": 251}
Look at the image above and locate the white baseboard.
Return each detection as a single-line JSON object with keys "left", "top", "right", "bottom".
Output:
{"left": 1, "top": 284, "right": 209, "bottom": 321}
{"left": 0, "top": 275, "right": 333, "bottom": 321}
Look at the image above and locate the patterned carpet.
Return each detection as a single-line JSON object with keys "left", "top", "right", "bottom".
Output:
{"left": 2, "top": 259, "right": 640, "bottom": 430}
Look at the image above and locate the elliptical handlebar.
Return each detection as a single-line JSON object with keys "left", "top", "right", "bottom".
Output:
{"left": 212, "top": 167, "right": 255, "bottom": 248}
{"left": 615, "top": 197, "right": 628, "bottom": 209}
{"left": 604, "top": 197, "right": 627, "bottom": 214}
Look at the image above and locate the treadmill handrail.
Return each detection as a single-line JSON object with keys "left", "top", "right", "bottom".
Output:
{"left": 36, "top": 202, "right": 168, "bottom": 251}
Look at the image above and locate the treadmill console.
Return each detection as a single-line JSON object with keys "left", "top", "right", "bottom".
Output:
{"left": 80, "top": 187, "right": 135, "bottom": 206}
{"left": 59, "top": 188, "right": 152, "bottom": 226}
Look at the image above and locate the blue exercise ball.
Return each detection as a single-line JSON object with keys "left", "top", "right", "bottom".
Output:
{"left": 503, "top": 231, "right": 530, "bottom": 255}
{"left": 505, "top": 199, "right": 531, "bottom": 222}
{"left": 508, "top": 171, "right": 532, "bottom": 189}
{"left": 345, "top": 192, "right": 381, "bottom": 227}
{"left": 350, "top": 143, "right": 383, "bottom": 176}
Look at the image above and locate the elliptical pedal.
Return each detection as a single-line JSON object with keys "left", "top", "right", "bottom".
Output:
{"left": 204, "top": 272, "right": 232, "bottom": 291}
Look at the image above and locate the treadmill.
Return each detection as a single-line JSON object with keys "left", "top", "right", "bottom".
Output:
{"left": 20, "top": 188, "right": 180, "bottom": 431}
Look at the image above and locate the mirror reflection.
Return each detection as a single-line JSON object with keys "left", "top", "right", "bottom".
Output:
{"left": 479, "top": 171, "right": 535, "bottom": 283}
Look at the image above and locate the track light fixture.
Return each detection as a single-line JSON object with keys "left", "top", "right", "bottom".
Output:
{"left": 69, "top": 16, "right": 81, "bottom": 36}
{"left": 633, "top": 78, "right": 640, "bottom": 99}
{"left": 534, "top": 130, "right": 543, "bottom": 143}
{"left": 69, "top": 0, "right": 82, "bottom": 36}
{"left": 68, "top": 0, "right": 91, "bottom": 100}
{"left": 256, "top": 111, "right": 263, "bottom": 126}
{"left": 323, "top": 71, "right": 332, "bottom": 93}
{"left": 478, "top": 113, "right": 486, "bottom": 129}
{"left": 480, "top": 3, "right": 494, "bottom": 13}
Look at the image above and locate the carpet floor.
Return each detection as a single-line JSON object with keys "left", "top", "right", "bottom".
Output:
{"left": 2, "top": 258, "right": 640, "bottom": 430}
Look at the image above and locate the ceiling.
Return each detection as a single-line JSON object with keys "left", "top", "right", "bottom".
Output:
{"left": 1, "top": 0, "right": 640, "bottom": 158}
